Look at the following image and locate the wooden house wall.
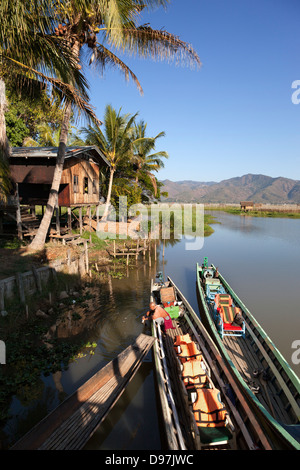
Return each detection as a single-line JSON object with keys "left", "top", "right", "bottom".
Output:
{"left": 61, "top": 159, "right": 100, "bottom": 206}
{"left": 9, "top": 156, "right": 102, "bottom": 207}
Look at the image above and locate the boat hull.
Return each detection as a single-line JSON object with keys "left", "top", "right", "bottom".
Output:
{"left": 196, "top": 261, "right": 300, "bottom": 450}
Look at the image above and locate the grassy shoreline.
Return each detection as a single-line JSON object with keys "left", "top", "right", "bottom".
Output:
{"left": 206, "top": 206, "right": 300, "bottom": 219}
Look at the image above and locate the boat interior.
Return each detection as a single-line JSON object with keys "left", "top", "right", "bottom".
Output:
{"left": 198, "top": 262, "right": 300, "bottom": 434}
{"left": 151, "top": 277, "right": 237, "bottom": 450}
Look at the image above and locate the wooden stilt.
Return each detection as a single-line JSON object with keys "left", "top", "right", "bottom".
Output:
{"left": 68, "top": 207, "right": 72, "bottom": 233}
{"left": 96, "top": 204, "right": 100, "bottom": 231}
{"left": 84, "top": 241, "right": 89, "bottom": 273}
{"left": 56, "top": 206, "right": 61, "bottom": 236}
{"left": 79, "top": 207, "right": 83, "bottom": 235}
{"left": 16, "top": 183, "right": 23, "bottom": 240}
{"left": 88, "top": 205, "right": 92, "bottom": 233}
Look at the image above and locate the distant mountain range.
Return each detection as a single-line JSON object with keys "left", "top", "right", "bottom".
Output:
{"left": 161, "top": 174, "right": 300, "bottom": 204}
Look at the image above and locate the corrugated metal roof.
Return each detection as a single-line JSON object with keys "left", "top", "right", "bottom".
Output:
{"left": 11, "top": 146, "right": 110, "bottom": 167}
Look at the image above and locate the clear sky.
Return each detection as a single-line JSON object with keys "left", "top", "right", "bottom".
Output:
{"left": 84, "top": 0, "right": 300, "bottom": 183}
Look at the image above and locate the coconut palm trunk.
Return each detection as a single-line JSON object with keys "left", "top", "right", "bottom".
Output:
{"left": 101, "top": 167, "right": 115, "bottom": 221}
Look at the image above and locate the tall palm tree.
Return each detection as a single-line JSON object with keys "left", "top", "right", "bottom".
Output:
{"left": 26, "top": 0, "right": 201, "bottom": 250}
{"left": 82, "top": 104, "right": 139, "bottom": 220}
{"left": 132, "top": 120, "right": 168, "bottom": 197}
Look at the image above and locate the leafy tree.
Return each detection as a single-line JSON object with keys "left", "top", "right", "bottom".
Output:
{"left": 5, "top": 86, "right": 65, "bottom": 146}
{"left": 4, "top": 110, "right": 30, "bottom": 147}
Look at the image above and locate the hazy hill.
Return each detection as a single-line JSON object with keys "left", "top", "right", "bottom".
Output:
{"left": 161, "top": 174, "right": 300, "bottom": 204}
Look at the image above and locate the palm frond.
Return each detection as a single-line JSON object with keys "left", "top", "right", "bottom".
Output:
{"left": 1, "top": 55, "right": 100, "bottom": 125}
{"left": 119, "top": 24, "right": 201, "bottom": 69}
{"left": 88, "top": 43, "right": 143, "bottom": 94}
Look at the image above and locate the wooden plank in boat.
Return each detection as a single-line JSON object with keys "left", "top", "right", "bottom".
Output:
{"left": 223, "top": 335, "right": 277, "bottom": 417}
{"left": 243, "top": 319, "right": 300, "bottom": 421}
{"left": 11, "top": 333, "right": 155, "bottom": 450}
{"left": 234, "top": 334, "right": 292, "bottom": 423}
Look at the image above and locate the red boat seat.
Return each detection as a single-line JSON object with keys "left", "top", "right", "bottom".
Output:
{"left": 223, "top": 323, "right": 243, "bottom": 331}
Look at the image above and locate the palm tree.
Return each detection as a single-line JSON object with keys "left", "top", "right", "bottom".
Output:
{"left": 26, "top": 0, "right": 201, "bottom": 249}
{"left": 82, "top": 104, "right": 139, "bottom": 220}
{"left": 23, "top": 122, "right": 85, "bottom": 147}
{"left": 0, "top": 1, "right": 97, "bottom": 205}
{"left": 132, "top": 120, "right": 168, "bottom": 197}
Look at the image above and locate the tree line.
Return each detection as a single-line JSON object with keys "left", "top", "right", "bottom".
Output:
{"left": 0, "top": 0, "right": 201, "bottom": 251}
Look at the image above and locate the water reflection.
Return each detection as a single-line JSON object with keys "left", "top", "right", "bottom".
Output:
{"left": 83, "top": 362, "right": 161, "bottom": 451}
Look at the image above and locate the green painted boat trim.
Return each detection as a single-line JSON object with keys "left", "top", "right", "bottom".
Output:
{"left": 196, "top": 262, "right": 300, "bottom": 450}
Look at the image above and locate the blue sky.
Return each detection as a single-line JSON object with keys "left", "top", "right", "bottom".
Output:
{"left": 84, "top": 0, "right": 300, "bottom": 183}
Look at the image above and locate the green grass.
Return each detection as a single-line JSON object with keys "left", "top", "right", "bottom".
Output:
{"left": 220, "top": 207, "right": 300, "bottom": 218}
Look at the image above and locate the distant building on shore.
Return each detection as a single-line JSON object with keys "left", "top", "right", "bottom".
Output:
{"left": 240, "top": 201, "right": 254, "bottom": 211}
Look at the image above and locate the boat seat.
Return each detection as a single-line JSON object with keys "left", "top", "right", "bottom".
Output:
{"left": 192, "top": 388, "right": 228, "bottom": 428}
{"left": 197, "top": 425, "right": 234, "bottom": 447}
{"left": 176, "top": 341, "right": 203, "bottom": 364}
{"left": 174, "top": 334, "right": 192, "bottom": 346}
{"left": 219, "top": 305, "right": 236, "bottom": 324}
{"left": 215, "top": 293, "right": 233, "bottom": 308}
{"left": 206, "top": 280, "right": 225, "bottom": 301}
{"left": 181, "top": 359, "right": 208, "bottom": 389}
{"left": 191, "top": 388, "right": 235, "bottom": 449}
{"left": 177, "top": 341, "right": 203, "bottom": 364}
{"left": 215, "top": 305, "right": 245, "bottom": 339}
{"left": 205, "top": 278, "right": 221, "bottom": 287}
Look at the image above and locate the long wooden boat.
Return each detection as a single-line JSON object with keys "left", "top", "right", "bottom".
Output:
{"left": 150, "top": 274, "right": 274, "bottom": 450}
{"left": 196, "top": 258, "right": 300, "bottom": 450}
{"left": 11, "top": 333, "right": 154, "bottom": 450}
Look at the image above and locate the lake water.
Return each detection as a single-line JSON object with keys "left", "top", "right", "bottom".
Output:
{"left": 5, "top": 211, "right": 300, "bottom": 449}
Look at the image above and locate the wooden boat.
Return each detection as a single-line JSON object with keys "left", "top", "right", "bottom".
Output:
{"left": 196, "top": 258, "right": 300, "bottom": 450}
{"left": 11, "top": 333, "right": 154, "bottom": 450}
{"left": 150, "top": 273, "right": 274, "bottom": 450}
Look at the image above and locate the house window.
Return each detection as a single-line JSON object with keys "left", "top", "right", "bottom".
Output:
{"left": 83, "top": 177, "right": 89, "bottom": 194}
{"left": 73, "top": 175, "right": 79, "bottom": 193}
{"left": 92, "top": 179, "right": 97, "bottom": 194}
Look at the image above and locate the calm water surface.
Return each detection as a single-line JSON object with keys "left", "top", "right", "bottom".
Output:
{"left": 5, "top": 211, "right": 300, "bottom": 449}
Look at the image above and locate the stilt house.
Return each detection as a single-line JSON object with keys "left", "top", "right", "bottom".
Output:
{"left": 0, "top": 146, "right": 110, "bottom": 238}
